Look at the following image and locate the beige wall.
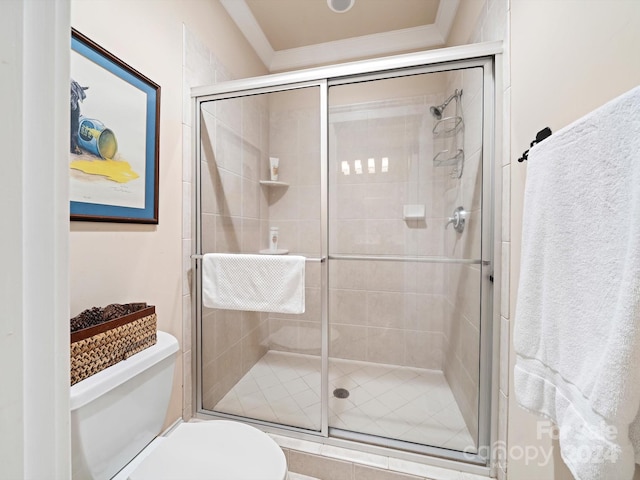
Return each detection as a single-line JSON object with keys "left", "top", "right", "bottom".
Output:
{"left": 508, "top": 1, "right": 640, "bottom": 479}
{"left": 70, "top": 0, "right": 266, "bottom": 427}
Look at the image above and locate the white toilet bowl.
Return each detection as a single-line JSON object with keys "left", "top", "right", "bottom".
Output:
{"left": 70, "top": 331, "right": 287, "bottom": 479}
{"left": 130, "top": 421, "right": 287, "bottom": 480}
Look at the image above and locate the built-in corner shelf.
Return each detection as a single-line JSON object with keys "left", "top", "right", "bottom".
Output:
{"left": 259, "top": 249, "right": 289, "bottom": 255}
{"left": 259, "top": 180, "right": 289, "bottom": 187}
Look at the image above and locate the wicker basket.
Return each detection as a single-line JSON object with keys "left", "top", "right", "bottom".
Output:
{"left": 70, "top": 304, "right": 157, "bottom": 385}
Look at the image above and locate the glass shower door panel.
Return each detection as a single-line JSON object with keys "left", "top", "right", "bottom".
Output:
{"left": 327, "top": 69, "right": 484, "bottom": 452}
{"left": 199, "top": 86, "right": 323, "bottom": 432}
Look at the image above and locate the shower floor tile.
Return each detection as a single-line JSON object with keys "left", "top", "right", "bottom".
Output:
{"left": 214, "top": 350, "right": 476, "bottom": 452}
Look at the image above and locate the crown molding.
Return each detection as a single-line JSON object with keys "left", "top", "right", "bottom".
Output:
{"left": 221, "top": 0, "right": 460, "bottom": 72}
{"left": 270, "top": 24, "right": 444, "bottom": 71}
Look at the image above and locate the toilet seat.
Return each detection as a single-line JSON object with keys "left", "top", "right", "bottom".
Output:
{"left": 129, "top": 421, "right": 288, "bottom": 480}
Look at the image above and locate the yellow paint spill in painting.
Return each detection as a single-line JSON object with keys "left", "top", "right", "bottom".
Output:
{"left": 70, "top": 158, "right": 139, "bottom": 183}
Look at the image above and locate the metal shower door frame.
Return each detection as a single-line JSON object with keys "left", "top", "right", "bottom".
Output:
{"left": 191, "top": 41, "right": 500, "bottom": 472}
{"left": 192, "top": 80, "right": 330, "bottom": 438}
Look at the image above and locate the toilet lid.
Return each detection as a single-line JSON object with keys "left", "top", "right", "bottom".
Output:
{"left": 129, "top": 421, "right": 287, "bottom": 480}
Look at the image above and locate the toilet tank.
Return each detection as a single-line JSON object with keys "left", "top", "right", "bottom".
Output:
{"left": 70, "top": 330, "right": 179, "bottom": 480}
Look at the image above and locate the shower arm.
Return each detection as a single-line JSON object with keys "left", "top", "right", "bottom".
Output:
{"left": 431, "top": 89, "right": 462, "bottom": 119}
{"left": 440, "top": 90, "right": 460, "bottom": 111}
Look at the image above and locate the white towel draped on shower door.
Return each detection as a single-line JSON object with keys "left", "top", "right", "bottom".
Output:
{"left": 513, "top": 86, "right": 640, "bottom": 480}
{"left": 202, "top": 253, "right": 305, "bottom": 314}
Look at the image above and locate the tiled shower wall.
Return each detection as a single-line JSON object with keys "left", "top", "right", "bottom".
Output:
{"left": 191, "top": 70, "right": 326, "bottom": 407}
{"left": 328, "top": 96, "right": 450, "bottom": 369}
{"left": 441, "top": 67, "right": 485, "bottom": 446}
{"left": 263, "top": 89, "right": 324, "bottom": 357}
{"left": 198, "top": 95, "right": 273, "bottom": 409}
{"left": 186, "top": 60, "right": 483, "bottom": 407}
{"left": 257, "top": 80, "right": 471, "bottom": 374}
{"left": 182, "top": 26, "right": 273, "bottom": 414}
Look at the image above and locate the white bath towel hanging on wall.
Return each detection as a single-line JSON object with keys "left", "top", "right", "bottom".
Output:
{"left": 202, "top": 253, "right": 305, "bottom": 314}
{"left": 514, "top": 86, "right": 640, "bottom": 480}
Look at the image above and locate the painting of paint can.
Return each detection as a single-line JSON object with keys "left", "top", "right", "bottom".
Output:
{"left": 77, "top": 116, "right": 118, "bottom": 159}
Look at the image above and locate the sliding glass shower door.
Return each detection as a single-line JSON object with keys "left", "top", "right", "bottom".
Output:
{"left": 198, "top": 86, "right": 324, "bottom": 433}
{"left": 326, "top": 68, "right": 486, "bottom": 453}
{"left": 193, "top": 52, "right": 495, "bottom": 463}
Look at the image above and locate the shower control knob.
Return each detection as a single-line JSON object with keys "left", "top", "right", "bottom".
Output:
{"left": 446, "top": 206, "right": 468, "bottom": 233}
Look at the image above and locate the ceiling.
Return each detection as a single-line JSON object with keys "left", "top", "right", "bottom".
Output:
{"left": 220, "top": 0, "right": 460, "bottom": 72}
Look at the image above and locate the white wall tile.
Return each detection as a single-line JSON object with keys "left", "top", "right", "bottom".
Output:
{"left": 182, "top": 294, "right": 192, "bottom": 352}
{"left": 320, "top": 444, "right": 388, "bottom": 470}
{"left": 483, "top": 0, "right": 507, "bottom": 42}
{"left": 502, "top": 87, "right": 511, "bottom": 166}
{"left": 184, "top": 26, "right": 211, "bottom": 74}
{"left": 182, "top": 124, "right": 192, "bottom": 183}
{"left": 501, "top": 242, "right": 510, "bottom": 318}
{"left": 182, "top": 238, "right": 192, "bottom": 296}
{"left": 182, "top": 181, "right": 191, "bottom": 240}
{"left": 182, "top": 349, "right": 192, "bottom": 419}
{"left": 497, "top": 391, "right": 508, "bottom": 471}
{"left": 388, "top": 458, "right": 464, "bottom": 480}
{"left": 501, "top": 164, "right": 510, "bottom": 241}
{"left": 500, "top": 316, "right": 509, "bottom": 394}
{"left": 182, "top": 79, "right": 192, "bottom": 126}
{"left": 502, "top": 10, "right": 511, "bottom": 90}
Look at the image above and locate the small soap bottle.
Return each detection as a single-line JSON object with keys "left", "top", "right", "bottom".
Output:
{"left": 269, "top": 227, "right": 279, "bottom": 252}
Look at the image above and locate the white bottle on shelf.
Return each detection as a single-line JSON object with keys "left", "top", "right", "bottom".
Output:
{"left": 269, "top": 227, "right": 279, "bottom": 252}
{"left": 269, "top": 157, "right": 279, "bottom": 181}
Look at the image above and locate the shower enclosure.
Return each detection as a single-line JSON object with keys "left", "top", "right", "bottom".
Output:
{"left": 192, "top": 46, "right": 496, "bottom": 466}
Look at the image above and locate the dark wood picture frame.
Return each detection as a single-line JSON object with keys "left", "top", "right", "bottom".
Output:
{"left": 70, "top": 28, "right": 160, "bottom": 223}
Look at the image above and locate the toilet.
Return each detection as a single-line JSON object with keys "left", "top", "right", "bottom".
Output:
{"left": 70, "top": 331, "right": 288, "bottom": 480}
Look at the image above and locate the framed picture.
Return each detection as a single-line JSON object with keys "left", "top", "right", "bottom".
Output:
{"left": 70, "top": 28, "right": 160, "bottom": 223}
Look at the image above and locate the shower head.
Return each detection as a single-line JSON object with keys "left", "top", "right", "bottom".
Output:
{"left": 430, "top": 89, "right": 462, "bottom": 120}
{"left": 430, "top": 105, "right": 444, "bottom": 120}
